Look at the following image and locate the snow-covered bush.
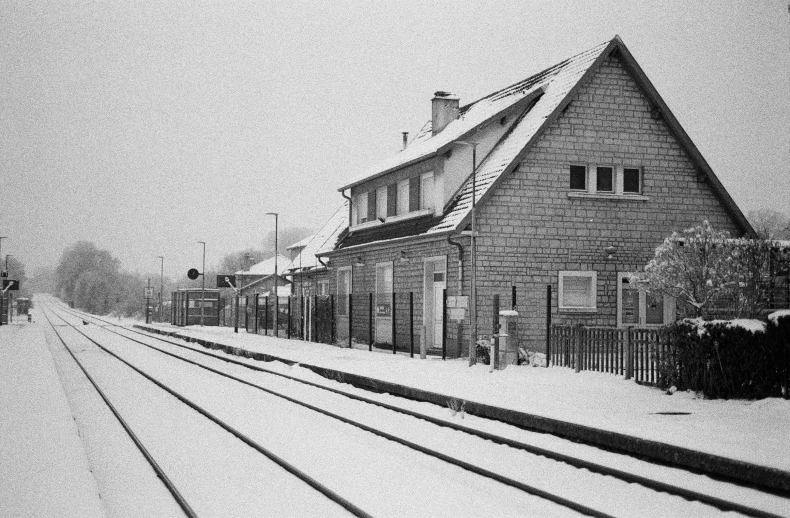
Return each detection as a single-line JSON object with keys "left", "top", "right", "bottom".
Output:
{"left": 658, "top": 312, "right": 790, "bottom": 399}
{"left": 631, "top": 221, "right": 789, "bottom": 319}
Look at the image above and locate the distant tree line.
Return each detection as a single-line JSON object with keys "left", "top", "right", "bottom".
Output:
{"left": 51, "top": 226, "right": 312, "bottom": 317}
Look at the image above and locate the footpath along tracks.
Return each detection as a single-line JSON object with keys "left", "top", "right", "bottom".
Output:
{"left": 47, "top": 302, "right": 790, "bottom": 518}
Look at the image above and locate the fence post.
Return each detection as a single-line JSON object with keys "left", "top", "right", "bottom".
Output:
{"left": 545, "top": 284, "right": 552, "bottom": 367}
{"left": 391, "top": 291, "right": 396, "bottom": 354}
{"left": 330, "top": 295, "right": 335, "bottom": 344}
{"left": 368, "top": 292, "right": 373, "bottom": 351}
{"left": 625, "top": 327, "right": 632, "bottom": 380}
{"left": 311, "top": 295, "right": 316, "bottom": 343}
{"left": 574, "top": 325, "right": 582, "bottom": 373}
{"left": 348, "top": 294, "right": 353, "bottom": 348}
{"left": 409, "top": 292, "right": 414, "bottom": 358}
{"left": 287, "top": 297, "right": 291, "bottom": 339}
{"left": 442, "top": 288, "right": 447, "bottom": 361}
{"left": 492, "top": 294, "right": 500, "bottom": 371}
{"left": 264, "top": 296, "right": 269, "bottom": 335}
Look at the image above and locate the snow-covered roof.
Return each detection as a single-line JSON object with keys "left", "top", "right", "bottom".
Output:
{"left": 286, "top": 235, "right": 314, "bottom": 251}
{"left": 330, "top": 35, "right": 754, "bottom": 251}
{"left": 285, "top": 202, "right": 348, "bottom": 273}
{"left": 235, "top": 254, "right": 291, "bottom": 276}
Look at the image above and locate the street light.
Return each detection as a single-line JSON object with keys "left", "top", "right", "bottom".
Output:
{"left": 157, "top": 256, "right": 164, "bottom": 322}
{"left": 454, "top": 140, "right": 478, "bottom": 366}
{"left": 266, "top": 213, "right": 279, "bottom": 337}
{"left": 197, "top": 241, "right": 206, "bottom": 326}
{"left": 0, "top": 237, "right": 7, "bottom": 275}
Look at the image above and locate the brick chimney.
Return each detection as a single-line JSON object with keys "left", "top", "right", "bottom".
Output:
{"left": 432, "top": 91, "right": 459, "bottom": 135}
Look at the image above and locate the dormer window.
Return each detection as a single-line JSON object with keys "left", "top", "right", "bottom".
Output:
{"left": 353, "top": 192, "right": 369, "bottom": 224}
{"left": 351, "top": 170, "right": 440, "bottom": 228}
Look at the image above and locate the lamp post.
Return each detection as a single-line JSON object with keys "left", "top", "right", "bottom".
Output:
{"left": 197, "top": 241, "right": 206, "bottom": 326}
{"left": 157, "top": 256, "right": 164, "bottom": 322}
{"left": 0, "top": 237, "right": 7, "bottom": 275}
{"left": 2, "top": 253, "right": 9, "bottom": 326}
{"left": 454, "top": 141, "right": 478, "bottom": 366}
{"left": 266, "top": 213, "right": 279, "bottom": 337}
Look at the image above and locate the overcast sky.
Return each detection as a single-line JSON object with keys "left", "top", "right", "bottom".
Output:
{"left": 2, "top": 1, "right": 788, "bottom": 279}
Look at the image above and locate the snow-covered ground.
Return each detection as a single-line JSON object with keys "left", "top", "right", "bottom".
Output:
{"left": 140, "top": 321, "right": 790, "bottom": 474}
{"left": 4, "top": 300, "right": 789, "bottom": 517}
{"left": 0, "top": 322, "right": 105, "bottom": 518}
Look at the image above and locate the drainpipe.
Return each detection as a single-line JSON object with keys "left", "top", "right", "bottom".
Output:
{"left": 317, "top": 256, "right": 329, "bottom": 269}
{"left": 447, "top": 233, "right": 466, "bottom": 359}
{"left": 341, "top": 190, "right": 352, "bottom": 227}
{"left": 446, "top": 234, "right": 464, "bottom": 292}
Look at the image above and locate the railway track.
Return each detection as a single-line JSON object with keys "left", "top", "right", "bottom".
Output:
{"left": 49, "top": 302, "right": 790, "bottom": 517}
{"left": 41, "top": 305, "right": 372, "bottom": 518}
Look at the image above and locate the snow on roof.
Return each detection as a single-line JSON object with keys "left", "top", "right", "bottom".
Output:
{"left": 286, "top": 235, "right": 314, "bottom": 250}
{"left": 285, "top": 202, "right": 348, "bottom": 273}
{"left": 427, "top": 40, "right": 610, "bottom": 234}
{"left": 236, "top": 254, "right": 291, "bottom": 276}
{"left": 337, "top": 44, "right": 580, "bottom": 192}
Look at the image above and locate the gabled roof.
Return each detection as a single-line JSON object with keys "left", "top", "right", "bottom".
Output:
{"left": 331, "top": 36, "right": 754, "bottom": 253}
{"left": 285, "top": 202, "right": 348, "bottom": 273}
{"left": 236, "top": 254, "right": 291, "bottom": 277}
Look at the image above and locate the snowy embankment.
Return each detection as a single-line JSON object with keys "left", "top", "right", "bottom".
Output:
{"left": 146, "top": 322, "right": 790, "bottom": 473}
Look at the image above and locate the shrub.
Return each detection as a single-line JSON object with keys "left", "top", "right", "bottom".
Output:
{"left": 658, "top": 315, "right": 789, "bottom": 399}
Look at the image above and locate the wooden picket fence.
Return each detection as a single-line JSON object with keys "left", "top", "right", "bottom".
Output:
{"left": 549, "top": 325, "right": 669, "bottom": 385}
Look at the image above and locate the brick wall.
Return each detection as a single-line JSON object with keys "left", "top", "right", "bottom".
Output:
{"left": 472, "top": 54, "right": 742, "bottom": 352}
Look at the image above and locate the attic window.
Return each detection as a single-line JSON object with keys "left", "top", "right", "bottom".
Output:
{"left": 569, "top": 165, "right": 587, "bottom": 190}
{"left": 596, "top": 166, "right": 614, "bottom": 193}
{"left": 624, "top": 168, "right": 641, "bottom": 193}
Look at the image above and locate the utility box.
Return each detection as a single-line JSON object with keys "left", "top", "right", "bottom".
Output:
{"left": 497, "top": 309, "right": 519, "bottom": 368}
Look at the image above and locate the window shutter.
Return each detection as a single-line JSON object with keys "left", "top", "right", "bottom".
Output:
{"left": 409, "top": 177, "right": 420, "bottom": 212}
{"left": 367, "top": 189, "right": 376, "bottom": 222}
{"left": 387, "top": 184, "right": 397, "bottom": 217}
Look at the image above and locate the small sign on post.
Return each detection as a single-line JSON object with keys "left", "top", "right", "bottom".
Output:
{"left": 144, "top": 286, "right": 154, "bottom": 299}
{"left": 216, "top": 275, "right": 237, "bottom": 289}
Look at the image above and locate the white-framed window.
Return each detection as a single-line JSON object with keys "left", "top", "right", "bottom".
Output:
{"left": 353, "top": 192, "right": 368, "bottom": 225}
{"left": 617, "top": 273, "right": 675, "bottom": 327}
{"left": 595, "top": 166, "right": 614, "bottom": 193}
{"left": 317, "top": 279, "right": 329, "bottom": 296}
{"left": 623, "top": 167, "right": 642, "bottom": 194}
{"left": 568, "top": 164, "right": 645, "bottom": 198}
{"left": 376, "top": 186, "right": 387, "bottom": 220}
{"left": 569, "top": 165, "right": 587, "bottom": 190}
{"left": 337, "top": 266, "right": 352, "bottom": 316}
{"left": 397, "top": 179, "right": 409, "bottom": 215}
{"left": 420, "top": 172, "right": 435, "bottom": 210}
{"left": 558, "top": 271, "right": 597, "bottom": 311}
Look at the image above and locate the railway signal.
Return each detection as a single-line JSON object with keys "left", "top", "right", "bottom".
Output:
{"left": 187, "top": 268, "right": 201, "bottom": 280}
{"left": 1, "top": 279, "right": 19, "bottom": 326}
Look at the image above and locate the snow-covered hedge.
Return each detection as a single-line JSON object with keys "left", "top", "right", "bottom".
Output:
{"left": 658, "top": 311, "right": 790, "bottom": 399}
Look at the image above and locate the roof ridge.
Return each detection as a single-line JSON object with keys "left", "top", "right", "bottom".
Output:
{"left": 460, "top": 39, "right": 612, "bottom": 111}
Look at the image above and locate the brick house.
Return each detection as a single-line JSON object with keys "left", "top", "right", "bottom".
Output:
{"left": 319, "top": 36, "right": 754, "bottom": 358}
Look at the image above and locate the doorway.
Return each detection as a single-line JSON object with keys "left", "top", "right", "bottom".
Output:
{"left": 423, "top": 256, "right": 447, "bottom": 349}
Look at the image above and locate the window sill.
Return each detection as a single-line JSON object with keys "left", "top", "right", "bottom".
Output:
{"left": 567, "top": 192, "right": 649, "bottom": 201}
{"left": 350, "top": 209, "right": 435, "bottom": 231}
{"left": 559, "top": 307, "right": 598, "bottom": 314}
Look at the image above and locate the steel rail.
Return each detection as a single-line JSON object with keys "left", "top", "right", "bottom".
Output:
{"left": 63, "top": 306, "right": 788, "bottom": 518}
{"left": 59, "top": 305, "right": 788, "bottom": 518}
{"left": 40, "top": 307, "right": 198, "bottom": 518}
{"left": 43, "top": 304, "right": 374, "bottom": 518}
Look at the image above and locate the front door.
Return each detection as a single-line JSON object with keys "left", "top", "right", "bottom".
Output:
{"left": 423, "top": 257, "right": 447, "bottom": 349}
